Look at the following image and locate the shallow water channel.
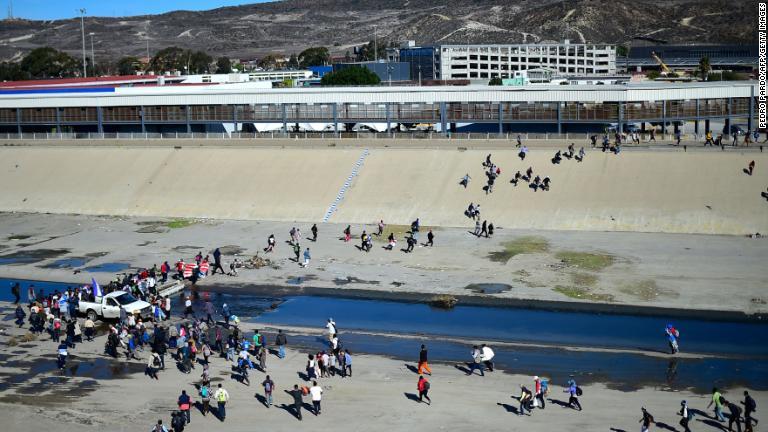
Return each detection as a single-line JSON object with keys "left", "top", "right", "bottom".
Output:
{"left": 2, "top": 277, "right": 766, "bottom": 392}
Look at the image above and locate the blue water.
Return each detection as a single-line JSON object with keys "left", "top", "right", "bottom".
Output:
{"left": 0, "top": 278, "right": 78, "bottom": 302}
{"left": 284, "top": 333, "right": 768, "bottom": 393}
{"left": 253, "top": 297, "right": 768, "bottom": 357}
{"left": 41, "top": 258, "right": 89, "bottom": 269}
{"left": 82, "top": 262, "right": 130, "bottom": 273}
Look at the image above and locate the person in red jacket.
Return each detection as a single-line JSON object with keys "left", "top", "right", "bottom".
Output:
{"left": 417, "top": 375, "right": 431, "bottom": 405}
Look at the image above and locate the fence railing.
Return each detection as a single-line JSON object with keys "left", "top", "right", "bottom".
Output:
{"left": 0, "top": 131, "right": 726, "bottom": 142}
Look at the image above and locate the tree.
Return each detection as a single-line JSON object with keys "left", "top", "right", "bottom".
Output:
{"left": 321, "top": 66, "right": 380, "bottom": 86}
{"left": 488, "top": 77, "right": 503, "bottom": 85}
{"left": 215, "top": 56, "right": 232, "bottom": 74}
{"left": 0, "top": 62, "right": 29, "bottom": 81}
{"left": 258, "top": 54, "right": 281, "bottom": 70}
{"left": 698, "top": 56, "right": 711, "bottom": 81}
{"left": 287, "top": 53, "right": 299, "bottom": 69}
{"left": 646, "top": 70, "right": 660, "bottom": 80}
{"left": 616, "top": 45, "right": 629, "bottom": 57}
{"left": 148, "top": 46, "right": 186, "bottom": 72}
{"left": 117, "top": 56, "right": 141, "bottom": 75}
{"left": 20, "top": 47, "right": 79, "bottom": 79}
{"left": 188, "top": 51, "right": 212, "bottom": 74}
{"left": 298, "top": 47, "right": 330, "bottom": 68}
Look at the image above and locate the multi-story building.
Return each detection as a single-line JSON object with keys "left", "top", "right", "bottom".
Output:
{"left": 438, "top": 41, "right": 616, "bottom": 80}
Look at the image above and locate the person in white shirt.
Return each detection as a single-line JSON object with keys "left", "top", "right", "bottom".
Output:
{"left": 481, "top": 344, "right": 495, "bottom": 372}
{"left": 309, "top": 381, "right": 323, "bottom": 415}
{"left": 325, "top": 318, "right": 336, "bottom": 342}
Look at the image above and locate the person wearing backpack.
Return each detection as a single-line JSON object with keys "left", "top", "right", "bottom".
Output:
{"left": 151, "top": 419, "right": 168, "bottom": 432}
{"left": 565, "top": 379, "right": 582, "bottom": 411}
{"left": 200, "top": 383, "right": 211, "bottom": 416}
{"left": 640, "top": 407, "right": 655, "bottom": 432}
{"left": 679, "top": 400, "right": 693, "bottom": 432}
{"left": 170, "top": 412, "right": 185, "bottom": 432}
{"left": 177, "top": 390, "right": 192, "bottom": 424}
{"left": 417, "top": 375, "right": 431, "bottom": 405}
{"left": 742, "top": 390, "right": 757, "bottom": 432}
{"left": 262, "top": 375, "right": 274, "bottom": 407}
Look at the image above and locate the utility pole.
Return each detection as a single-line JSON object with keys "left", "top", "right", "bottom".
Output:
{"left": 373, "top": 25, "right": 378, "bottom": 62}
{"left": 417, "top": 63, "right": 422, "bottom": 86}
{"left": 89, "top": 32, "right": 96, "bottom": 75}
{"left": 7, "top": 0, "right": 13, "bottom": 19}
{"left": 79, "top": 8, "right": 87, "bottom": 78}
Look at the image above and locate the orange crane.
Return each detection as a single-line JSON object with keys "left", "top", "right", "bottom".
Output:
{"left": 650, "top": 51, "right": 673, "bottom": 76}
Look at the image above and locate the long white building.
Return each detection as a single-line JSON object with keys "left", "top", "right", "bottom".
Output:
{"left": 437, "top": 41, "right": 616, "bottom": 80}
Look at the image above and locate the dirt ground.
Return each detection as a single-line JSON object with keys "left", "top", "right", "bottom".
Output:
{"left": 0, "top": 212, "right": 766, "bottom": 315}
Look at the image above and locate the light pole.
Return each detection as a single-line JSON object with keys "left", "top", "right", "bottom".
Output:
{"left": 373, "top": 25, "right": 378, "bottom": 62}
{"left": 89, "top": 32, "right": 95, "bottom": 75}
{"left": 78, "top": 8, "right": 87, "bottom": 78}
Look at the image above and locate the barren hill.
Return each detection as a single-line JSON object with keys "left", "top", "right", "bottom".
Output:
{"left": 0, "top": 0, "right": 757, "bottom": 62}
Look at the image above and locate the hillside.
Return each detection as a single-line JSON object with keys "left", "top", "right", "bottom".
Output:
{"left": 0, "top": 0, "right": 757, "bottom": 62}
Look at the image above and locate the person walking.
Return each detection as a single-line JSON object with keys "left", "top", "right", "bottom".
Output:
{"left": 343, "top": 349, "right": 352, "bottom": 377}
{"left": 640, "top": 407, "right": 655, "bottom": 432}
{"left": 262, "top": 375, "right": 274, "bottom": 407}
{"left": 309, "top": 381, "right": 323, "bottom": 415}
{"left": 705, "top": 130, "right": 714, "bottom": 146}
{"left": 534, "top": 376, "right": 547, "bottom": 409}
{"left": 426, "top": 230, "right": 434, "bottom": 247}
{"left": 417, "top": 375, "right": 431, "bottom": 405}
{"left": 467, "top": 345, "right": 485, "bottom": 376}
{"left": 57, "top": 340, "right": 68, "bottom": 370}
{"left": 14, "top": 305, "right": 25, "bottom": 328}
{"left": 301, "top": 248, "right": 311, "bottom": 268}
{"left": 518, "top": 385, "right": 533, "bottom": 416}
{"left": 204, "top": 300, "right": 215, "bottom": 325}
{"left": 742, "top": 391, "right": 757, "bottom": 432}
{"left": 177, "top": 390, "right": 192, "bottom": 424}
{"left": 214, "top": 384, "right": 229, "bottom": 421}
{"left": 565, "top": 379, "right": 582, "bottom": 411}
{"left": 679, "top": 400, "right": 693, "bottom": 432}
{"left": 146, "top": 351, "right": 160, "bottom": 380}
{"left": 418, "top": 344, "right": 432, "bottom": 375}
{"left": 343, "top": 225, "right": 351, "bottom": 242}
{"left": 665, "top": 324, "right": 680, "bottom": 354}
{"left": 481, "top": 344, "right": 495, "bottom": 372}
{"left": 726, "top": 399, "right": 743, "bottom": 432}
{"left": 460, "top": 173, "right": 471, "bottom": 188}
{"left": 199, "top": 382, "right": 211, "bottom": 416}
{"left": 211, "top": 248, "right": 225, "bottom": 275}
{"left": 275, "top": 329, "right": 287, "bottom": 359}
{"left": 11, "top": 282, "right": 20, "bottom": 304}
{"left": 287, "top": 384, "right": 304, "bottom": 420}
{"left": 474, "top": 220, "right": 481, "bottom": 237}
{"left": 480, "top": 220, "right": 488, "bottom": 238}
{"left": 708, "top": 387, "right": 726, "bottom": 422}
{"left": 152, "top": 419, "right": 169, "bottom": 432}
{"left": 311, "top": 224, "right": 318, "bottom": 242}
{"left": 184, "top": 296, "right": 193, "bottom": 319}
{"left": 747, "top": 160, "right": 755, "bottom": 176}
{"left": 293, "top": 242, "right": 301, "bottom": 263}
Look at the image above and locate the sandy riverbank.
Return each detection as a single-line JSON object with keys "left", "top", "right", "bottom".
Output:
{"left": 0, "top": 300, "right": 764, "bottom": 432}
{"left": 0, "top": 213, "right": 766, "bottom": 315}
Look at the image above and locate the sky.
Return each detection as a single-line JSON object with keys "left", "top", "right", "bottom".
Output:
{"left": 7, "top": 0, "right": 270, "bottom": 20}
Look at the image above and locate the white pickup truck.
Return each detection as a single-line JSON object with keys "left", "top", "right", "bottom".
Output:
{"left": 79, "top": 291, "right": 153, "bottom": 321}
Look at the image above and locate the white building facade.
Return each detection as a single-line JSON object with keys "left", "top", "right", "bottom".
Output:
{"left": 438, "top": 41, "right": 616, "bottom": 80}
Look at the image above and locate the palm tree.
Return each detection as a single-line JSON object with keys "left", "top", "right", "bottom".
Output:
{"left": 699, "top": 56, "right": 711, "bottom": 81}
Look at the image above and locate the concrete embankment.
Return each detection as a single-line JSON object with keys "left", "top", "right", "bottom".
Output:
{"left": 0, "top": 145, "right": 765, "bottom": 234}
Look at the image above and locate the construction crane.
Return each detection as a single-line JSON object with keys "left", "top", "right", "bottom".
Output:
{"left": 650, "top": 51, "right": 673, "bottom": 76}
